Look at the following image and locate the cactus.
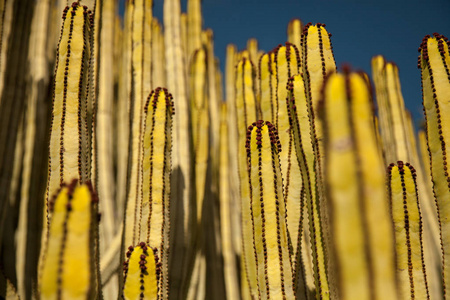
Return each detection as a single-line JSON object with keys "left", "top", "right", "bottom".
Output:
{"left": 246, "top": 120, "right": 295, "bottom": 299}
{"left": 419, "top": 32, "right": 450, "bottom": 297}
{"left": 39, "top": 179, "right": 101, "bottom": 299}
{"left": 123, "top": 0, "right": 153, "bottom": 258}
{"left": 2, "top": 2, "right": 450, "bottom": 300}
{"left": 40, "top": 3, "right": 95, "bottom": 281}
{"left": 320, "top": 69, "right": 399, "bottom": 300}
{"left": 235, "top": 57, "right": 258, "bottom": 298}
{"left": 286, "top": 73, "right": 324, "bottom": 299}
{"left": 189, "top": 48, "right": 208, "bottom": 223}
{"left": 371, "top": 56, "right": 412, "bottom": 163}
{"left": 123, "top": 242, "right": 161, "bottom": 300}
{"left": 387, "top": 161, "right": 429, "bottom": 299}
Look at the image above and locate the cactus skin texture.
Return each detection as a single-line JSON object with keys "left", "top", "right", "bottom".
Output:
{"left": 40, "top": 179, "right": 100, "bottom": 300}
{"left": 286, "top": 74, "right": 325, "bottom": 299}
{"left": 40, "top": 2, "right": 95, "bottom": 287}
{"left": 419, "top": 32, "right": 450, "bottom": 298}
{"left": 138, "top": 87, "right": 174, "bottom": 298}
{"left": 235, "top": 58, "right": 259, "bottom": 298}
{"left": 321, "top": 69, "right": 399, "bottom": 300}
{"left": 246, "top": 120, "right": 295, "bottom": 299}
{"left": 46, "top": 2, "right": 94, "bottom": 224}
{"left": 123, "top": 242, "right": 161, "bottom": 300}
{"left": 189, "top": 48, "right": 208, "bottom": 223}
{"left": 387, "top": 161, "right": 430, "bottom": 299}
{"left": 273, "top": 44, "right": 303, "bottom": 269}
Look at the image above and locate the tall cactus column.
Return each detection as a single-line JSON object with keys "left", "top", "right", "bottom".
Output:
{"left": 235, "top": 58, "right": 258, "bottom": 298}
{"left": 321, "top": 69, "right": 399, "bottom": 300}
{"left": 40, "top": 3, "right": 95, "bottom": 279}
{"left": 419, "top": 33, "right": 450, "bottom": 297}
{"left": 246, "top": 120, "right": 295, "bottom": 299}
{"left": 387, "top": 162, "right": 429, "bottom": 299}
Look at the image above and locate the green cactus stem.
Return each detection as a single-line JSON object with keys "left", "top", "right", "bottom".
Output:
{"left": 246, "top": 120, "right": 295, "bottom": 299}
{"left": 419, "top": 32, "right": 450, "bottom": 298}
{"left": 321, "top": 69, "right": 398, "bottom": 300}
{"left": 122, "top": 242, "right": 160, "bottom": 300}
{"left": 39, "top": 179, "right": 101, "bottom": 299}
{"left": 387, "top": 161, "right": 430, "bottom": 299}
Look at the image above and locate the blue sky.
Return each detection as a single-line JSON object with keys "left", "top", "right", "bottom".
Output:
{"left": 127, "top": 0, "right": 450, "bottom": 127}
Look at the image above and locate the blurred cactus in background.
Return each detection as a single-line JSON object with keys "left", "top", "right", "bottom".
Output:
{"left": 0, "top": 1, "right": 448, "bottom": 299}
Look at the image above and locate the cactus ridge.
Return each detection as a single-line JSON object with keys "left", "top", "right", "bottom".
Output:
{"left": 123, "top": 242, "right": 161, "bottom": 300}
{"left": 138, "top": 87, "right": 174, "bottom": 297}
{"left": 246, "top": 120, "right": 295, "bottom": 299}
{"left": 419, "top": 32, "right": 450, "bottom": 298}
{"left": 40, "top": 179, "right": 99, "bottom": 300}
{"left": 387, "top": 161, "right": 430, "bottom": 299}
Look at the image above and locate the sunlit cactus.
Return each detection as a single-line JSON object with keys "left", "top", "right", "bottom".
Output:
{"left": 123, "top": 242, "right": 161, "bottom": 300}
{"left": 235, "top": 57, "right": 259, "bottom": 299}
{"left": 419, "top": 32, "right": 450, "bottom": 298}
{"left": 2, "top": 1, "right": 450, "bottom": 299}
{"left": 39, "top": 180, "right": 101, "bottom": 300}
{"left": 387, "top": 161, "right": 430, "bottom": 299}
{"left": 286, "top": 73, "right": 323, "bottom": 299}
{"left": 320, "top": 69, "right": 399, "bottom": 300}
{"left": 246, "top": 120, "right": 295, "bottom": 299}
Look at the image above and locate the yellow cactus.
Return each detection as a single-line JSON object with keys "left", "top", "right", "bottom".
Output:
{"left": 40, "top": 180, "right": 100, "bottom": 300}
{"left": 388, "top": 161, "right": 430, "bottom": 299}
{"left": 139, "top": 88, "right": 174, "bottom": 298}
{"left": 419, "top": 32, "right": 450, "bottom": 297}
{"left": 123, "top": 243, "right": 160, "bottom": 300}
{"left": 286, "top": 74, "right": 324, "bottom": 298}
{"left": 321, "top": 69, "right": 398, "bottom": 300}
{"left": 246, "top": 120, "right": 295, "bottom": 299}
{"left": 235, "top": 57, "right": 259, "bottom": 298}
{"left": 273, "top": 43, "right": 303, "bottom": 269}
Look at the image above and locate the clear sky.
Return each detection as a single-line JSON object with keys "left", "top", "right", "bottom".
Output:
{"left": 126, "top": 0, "right": 450, "bottom": 127}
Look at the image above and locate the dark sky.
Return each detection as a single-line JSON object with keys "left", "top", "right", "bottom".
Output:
{"left": 124, "top": 0, "right": 450, "bottom": 127}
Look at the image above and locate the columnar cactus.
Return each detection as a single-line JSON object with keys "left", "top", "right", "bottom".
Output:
{"left": 123, "top": 0, "right": 154, "bottom": 257}
{"left": 321, "top": 69, "right": 398, "bottom": 300}
{"left": 246, "top": 120, "right": 295, "bottom": 299}
{"left": 387, "top": 161, "right": 429, "bottom": 299}
{"left": 286, "top": 73, "right": 324, "bottom": 299}
{"left": 419, "top": 32, "right": 450, "bottom": 297}
{"left": 189, "top": 48, "right": 209, "bottom": 222}
{"left": 123, "top": 243, "right": 160, "bottom": 300}
{"left": 235, "top": 58, "right": 258, "bottom": 298}
{"left": 39, "top": 180, "right": 101, "bottom": 299}
{"left": 273, "top": 43, "right": 303, "bottom": 266}
{"left": 371, "top": 56, "right": 412, "bottom": 163}
{"left": 41, "top": 3, "right": 95, "bottom": 277}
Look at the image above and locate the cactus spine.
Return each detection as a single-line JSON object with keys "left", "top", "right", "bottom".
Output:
{"left": 387, "top": 161, "right": 429, "bottom": 299}
{"left": 321, "top": 70, "right": 398, "bottom": 300}
{"left": 246, "top": 120, "right": 295, "bottom": 299}
{"left": 419, "top": 32, "right": 450, "bottom": 297}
